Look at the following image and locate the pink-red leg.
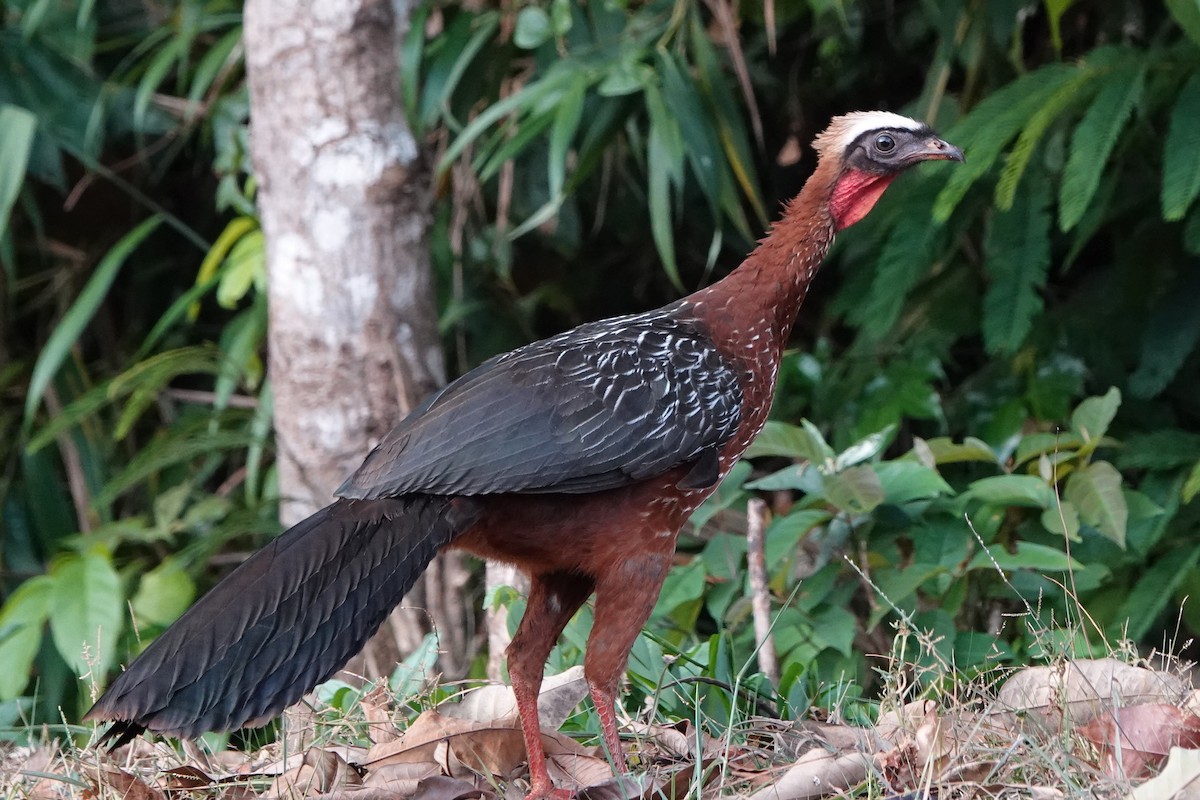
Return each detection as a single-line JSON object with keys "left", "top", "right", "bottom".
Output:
{"left": 508, "top": 571, "right": 594, "bottom": 800}
{"left": 584, "top": 551, "right": 672, "bottom": 770}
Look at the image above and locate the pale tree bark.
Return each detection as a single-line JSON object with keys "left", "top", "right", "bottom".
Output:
{"left": 242, "top": 0, "right": 475, "bottom": 704}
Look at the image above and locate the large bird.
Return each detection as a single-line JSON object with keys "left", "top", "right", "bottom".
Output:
{"left": 87, "top": 111, "right": 962, "bottom": 799}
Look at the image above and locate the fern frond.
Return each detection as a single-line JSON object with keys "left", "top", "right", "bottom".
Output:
{"left": 995, "top": 70, "right": 1097, "bottom": 210}
{"left": 1129, "top": 268, "right": 1200, "bottom": 398}
{"left": 982, "top": 176, "right": 1052, "bottom": 354}
{"left": 932, "top": 64, "right": 1077, "bottom": 222}
{"left": 1059, "top": 58, "right": 1146, "bottom": 230}
{"left": 850, "top": 209, "right": 938, "bottom": 341}
{"left": 1161, "top": 72, "right": 1200, "bottom": 221}
{"left": 1119, "top": 429, "right": 1200, "bottom": 470}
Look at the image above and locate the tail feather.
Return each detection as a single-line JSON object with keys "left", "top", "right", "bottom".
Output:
{"left": 86, "top": 496, "right": 474, "bottom": 739}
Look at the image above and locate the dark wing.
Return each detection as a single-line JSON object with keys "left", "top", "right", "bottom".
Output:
{"left": 337, "top": 310, "right": 743, "bottom": 497}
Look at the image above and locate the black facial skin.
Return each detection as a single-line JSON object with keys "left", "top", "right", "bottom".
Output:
{"left": 844, "top": 126, "right": 964, "bottom": 174}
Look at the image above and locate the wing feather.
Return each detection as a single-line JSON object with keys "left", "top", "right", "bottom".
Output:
{"left": 337, "top": 307, "right": 743, "bottom": 498}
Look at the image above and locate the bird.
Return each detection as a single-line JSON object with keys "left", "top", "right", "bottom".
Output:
{"left": 86, "top": 111, "right": 962, "bottom": 799}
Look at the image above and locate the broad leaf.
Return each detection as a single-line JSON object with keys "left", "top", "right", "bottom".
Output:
{"left": 1064, "top": 461, "right": 1128, "bottom": 546}
{"left": 131, "top": 558, "right": 196, "bottom": 627}
{"left": 968, "top": 475, "right": 1055, "bottom": 508}
{"left": 745, "top": 420, "right": 832, "bottom": 462}
{"left": 822, "top": 465, "right": 885, "bottom": 515}
{"left": 0, "top": 576, "right": 53, "bottom": 700}
{"left": 874, "top": 461, "right": 953, "bottom": 504}
{"left": 1041, "top": 500, "right": 1082, "bottom": 541}
{"left": 1071, "top": 386, "right": 1121, "bottom": 448}
{"left": 48, "top": 547, "right": 124, "bottom": 678}
{"left": 967, "top": 543, "right": 1081, "bottom": 572}
{"left": 834, "top": 425, "right": 895, "bottom": 471}
{"left": 913, "top": 437, "right": 998, "bottom": 465}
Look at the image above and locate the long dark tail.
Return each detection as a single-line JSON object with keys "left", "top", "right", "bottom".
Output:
{"left": 86, "top": 495, "right": 476, "bottom": 745}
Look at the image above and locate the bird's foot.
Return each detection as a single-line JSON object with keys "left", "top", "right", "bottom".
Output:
{"left": 522, "top": 785, "right": 573, "bottom": 800}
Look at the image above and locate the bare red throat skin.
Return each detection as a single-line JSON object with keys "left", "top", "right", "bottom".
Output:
{"left": 830, "top": 168, "right": 897, "bottom": 230}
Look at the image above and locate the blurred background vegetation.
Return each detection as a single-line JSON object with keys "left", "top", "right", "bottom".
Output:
{"left": 2, "top": 0, "right": 1199, "bottom": 746}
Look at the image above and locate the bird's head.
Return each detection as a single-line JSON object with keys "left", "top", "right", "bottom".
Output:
{"left": 813, "top": 111, "right": 964, "bottom": 230}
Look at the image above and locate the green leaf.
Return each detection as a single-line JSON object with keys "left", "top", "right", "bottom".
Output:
{"left": 644, "top": 82, "right": 685, "bottom": 290}
{"left": 1070, "top": 386, "right": 1121, "bottom": 448}
{"left": 851, "top": 209, "right": 938, "bottom": 339}
{"left": 514, "top": 7, "right": 552, "bottom": 49}
{"left": 745, "top": 420, "right": 834, "bottom": 461}
{"left": 1044, "top": 0, "right": 1078, "bottom": 54}
{"left": 834, "top": 426, "right": 895, "bottom": 471}
{"left": 1166, "top": 0, "right": 1200, "bottom": 46}
{"left": 1129, "top": 268, "right": 1200, "bottom": 398}
{"left": 874, "top": 462, "right": 953, "bottom": 504}
{"left": 1059, "top": 60, "right": 1145, "bottom": 231}
{"left": 968, "top": 475, "right": 1055, "bottom": 508}
{"left": 1119, "top": 430, "right": 1200, "bottom": 470}
{"left": 1183, "top": 460, "right": 1200, "bottom": 504}
{"left": 1015, "top": 431, "right": 1083, "bottom": 466}
{"left": 48, "top": 547, "right": 124, "bottom": 678}
{"left": 933, "top": 64, "right": 1077, "bottom": 222}
{"left": 1113, "top": 546, "right": 1200, "bottom": 641}
{"left": 913, "top": 437, "right": 999, "bottom": 465}
{"left": 437, "top": 67, "right": 573, "bottom": 172}
{"left": 131, "top": 558, "right": 196, "bottom": 627}
{"left": 967, "top": 542, "right": 1081, "bottom": 572}
{"left": 746, "top": 463, "right": 824, "bottom": 494}
{"left": 1064, "top": 461, "right": 1128, "bottom": 546}
{"left": 994, "top": 70, "right": 1094, "bottom": 210}
{"left": 1161, "top": 74, "right": 1200, "bottom": 220}
{"left": 983, "top": 175, "right": 1052, "bottom": 353}
{"left": 1041, "top": 500, "right": 1081, "bottom": 541}
{"left": 216, "top": 228, "right": 264, "bottom": 308}
{"left": 822, "top": 465, "right": 885, "bottom": 515}
{"left": 653, "top": 560, "right": 706, "bottom": 617}
{"left": 23, "top": 215, "right": 163, "bottom": 427}
{"left": 0, "top": 104, "right": 36, "bottom": 237}
{"left": 547, "top": 74, "right": 585, "bottom": 200}
{"left": 0, "top": 576, "right": 53, "bottom": 700}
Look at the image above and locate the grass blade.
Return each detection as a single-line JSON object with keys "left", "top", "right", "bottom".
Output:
{"left": 23, "top": 215, "right": 163, "bottom": 428}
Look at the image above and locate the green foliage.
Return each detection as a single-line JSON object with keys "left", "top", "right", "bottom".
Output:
{"left": 2, "top": 0, "right": 1200, "bottom": 746}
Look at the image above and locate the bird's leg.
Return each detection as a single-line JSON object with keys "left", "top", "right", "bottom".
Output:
{"left": 584, "top": 551, "right": 672, "bottom": 772}
{"left": 508, "top": 571, "right": 594, "bottom": 800}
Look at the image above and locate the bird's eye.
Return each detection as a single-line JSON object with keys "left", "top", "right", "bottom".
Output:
{"left": 875, "top": 133, "right": 896, "bottom": 153}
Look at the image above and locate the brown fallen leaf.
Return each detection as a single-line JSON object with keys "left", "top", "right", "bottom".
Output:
{"left": 361, "top": 684, "right": 399, "bottom": 745}
{"left": 997, "top": 659, "right": 1187, "bottom": 731}
{"left": 747, "top": 747, "right": 873, "bottom": 800}
{"left": 1080, "top": 704, "right": 1200, "bottom": 779}
{"left": 163, "top": 765, "right": 216, "bottom": 791}
{"left": 439, "top": 667, "right": 587, "bottom": 731}
{"left": 367, "top": 710, "right": 595, "bottom": 779}
{"left": 546, "top": 752, "right": 617, "bottom": 791}
{"left": 86, "top": 764, "right": 165, "bottom": 800}
{"left": 266, "top": 747, "right": 363, "bottom": 798}
{"left": 574, "top": 772, "right": 659, "bottom": 800}
{"left": 411, "top": 775, "right": 498, "bottom": 800}
{"left": 1126, "top": 746, "right": 1200, "bottom": 799}
{"left": 365, "top": 761, "right": 443, "bottom": 795}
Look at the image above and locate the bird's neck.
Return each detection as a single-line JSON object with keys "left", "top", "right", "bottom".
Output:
{"left": 693, "top": 159, "right": 841, "bottom": 343}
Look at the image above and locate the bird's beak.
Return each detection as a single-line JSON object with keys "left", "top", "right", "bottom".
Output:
{"left": 903, "top": 135, "right": 965, "bottom": 164}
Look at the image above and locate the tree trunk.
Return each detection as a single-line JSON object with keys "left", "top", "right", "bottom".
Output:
{"left": 242, "top": 0, "right": 475, "bottom": 697}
